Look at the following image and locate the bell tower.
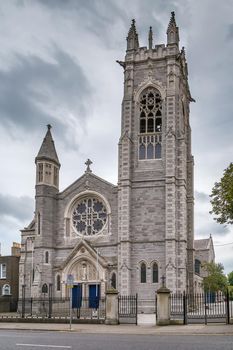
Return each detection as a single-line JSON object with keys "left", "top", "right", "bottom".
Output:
{"left": 117, "top": 13, "right": 194, "bottom": 295}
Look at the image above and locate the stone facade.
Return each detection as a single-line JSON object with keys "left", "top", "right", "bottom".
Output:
{"left": 19, "top": 13, "right": 198, "bottom": 300}
{"left": 194, "top": 235, "right": 215, "bottom": 292}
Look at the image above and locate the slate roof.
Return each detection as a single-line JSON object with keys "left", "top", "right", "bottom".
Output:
{"left": 36, "top": 125, "right": 60, "bottom": 166}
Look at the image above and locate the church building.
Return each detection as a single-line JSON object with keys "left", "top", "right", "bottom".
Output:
{"left": 19, "top": 12, "right": 196, "bottom": 300}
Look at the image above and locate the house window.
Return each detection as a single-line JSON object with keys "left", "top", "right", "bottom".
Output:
{"left": 2, "top": 284, "right": 10, "bottom": 295}
{"left": 45, "top": 251, "right": 49, "bottom": 264}
{"left": 139, "top": 87, "right": 162, "bottom": 160}
{"left": 0, "top": 264, "right": 6, "bottom": 279}
{"left": 56, "top": 275, "right": 61, "bottom": 291}
{"left": 140, "top": 262, "right": 147, "bottom": 283}
{"left": 152, "top": 262, "right": 158, "bottom": 283}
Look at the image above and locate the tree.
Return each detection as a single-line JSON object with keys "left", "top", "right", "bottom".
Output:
{"left": 202, "top": 262, "right": 228, "bottom": 292}
{"left": 228, "top": 271, "right": 233, "bottom": 286}
{"left": 210, "top": 162, "right": 233, "bottom": 225}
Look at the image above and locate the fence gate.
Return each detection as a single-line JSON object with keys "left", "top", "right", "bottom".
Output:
{"left": 118, "top": 295, "right": 138, "bottom": 324}
{"left": 170, "top": 291, "right": 231, "bottom": 325}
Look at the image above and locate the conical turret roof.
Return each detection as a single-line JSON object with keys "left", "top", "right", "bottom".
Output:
{"left": 35, "top": 124, "right": 60, "bottom": 166}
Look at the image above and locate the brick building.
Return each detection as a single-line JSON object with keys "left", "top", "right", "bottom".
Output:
{"left": 0, "top": 242, "right": 20, "bottom": 299}
{"left": 19, "top": 13, "right": 200, "bottom": 300}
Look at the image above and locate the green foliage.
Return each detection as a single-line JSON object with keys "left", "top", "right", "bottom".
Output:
{"left": 228, "top": 286, "right": 233, "bottom": 300}
{"left": 227, "top": 271, "right": 233, "bottom": 286}
{"left": 210, "top": 162, "right": 233, "bottom": 225}
{"left": 202, "top": 262, "right": 228, "bottom": 292}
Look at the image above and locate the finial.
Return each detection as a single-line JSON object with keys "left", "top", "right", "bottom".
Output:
{"left": 127, "top": 18, "right": 139, "bottom": 50}
{"left": 148, "top": 26, "right": 153, "bottom": 49}
{"left": 167, "top": 11, "right": 177, "bottom": 33}
{"left": 47, "top": 124, "right": 52, "bottom": 130}
{"left": 85, "top": 159, "right": 92, "bottom": 173}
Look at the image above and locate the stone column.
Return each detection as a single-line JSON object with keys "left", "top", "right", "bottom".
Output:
{"left": 156, "top": 286, "right": 171, "bottom": 325}
{"left": 105, "top": 289, "right": 119, "bottom": 325}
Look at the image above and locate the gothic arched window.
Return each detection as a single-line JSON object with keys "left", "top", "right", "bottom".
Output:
{"left": 45, "top": 251, "right": 49, "bottom": 264}
{"left": 139, "top": 87, "right": 162, "bottom": 160}
{"left": 56, "top": 275, "right": 61, "bottom": 291}
{"left": 37, "top": 212, "right": 41, "bottom": 235}
{"left": 195, "top": 259, "right": 201, "bottom": 275}
{"left": 140, "top": 262, "right": 147, "bottom": 283}
{"left": 152, "top": 262, "right": 158, "bottom": 283}
{"left": 111, "top": 272, "right": 116, "bottom": 289}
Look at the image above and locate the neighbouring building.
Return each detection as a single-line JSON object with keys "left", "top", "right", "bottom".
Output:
{"left": 0, "top": 242, "right": 21, "bottom": 299}
{"left": 194, "top": 235, "right": 215, "bottom": 292}
{"left": 19, "top": 12, "right": 199, "bottom": 301}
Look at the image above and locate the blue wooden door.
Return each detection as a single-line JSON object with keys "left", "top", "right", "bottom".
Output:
{"left": 89, "top": 284, "right": 100, "bottom": 309}
{"left": 72, "top": 284, "right": 82, "bottom": 308}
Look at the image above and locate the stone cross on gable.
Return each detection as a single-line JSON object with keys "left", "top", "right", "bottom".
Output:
{"left": 85, "top": 158, "right": 92, "bottom": 173}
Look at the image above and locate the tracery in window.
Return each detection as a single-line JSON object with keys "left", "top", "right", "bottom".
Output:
{"left": 72, "top": 196, "right": 107, "bottom": 236}
{"left": 139, "top": 87, "right": 162, "bottom": 160}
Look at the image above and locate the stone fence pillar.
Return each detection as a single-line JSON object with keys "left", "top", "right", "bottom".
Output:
{"left": 156, "top": 286, "right": 171, "bottom": 325}
{"left": 105, "top": 289, "right": 119, "bottom": 325}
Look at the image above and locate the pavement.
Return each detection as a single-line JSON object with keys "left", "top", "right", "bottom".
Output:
{"left": 0, "top": 322, "right": 232, "bottom": 335}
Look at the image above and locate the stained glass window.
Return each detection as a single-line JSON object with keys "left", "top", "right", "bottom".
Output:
{"left": 72, "top": 197, "right": 107, "bottom": 236}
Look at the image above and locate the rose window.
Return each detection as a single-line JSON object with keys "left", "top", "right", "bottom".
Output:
{"left": 72, "top": 197, "right": 107, "bottom": 236}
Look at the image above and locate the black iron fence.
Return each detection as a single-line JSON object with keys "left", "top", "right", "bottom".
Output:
{"left": 118, "top": 294, "right": 138, "bottom": 324}
{"left": 170, "top": 290, "right": 233, "bottom": 325}
{"left": 0, "top": 296, "right": 105, "bottom": 321}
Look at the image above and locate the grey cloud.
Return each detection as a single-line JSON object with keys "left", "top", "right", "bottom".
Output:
{"left": 195, "top": 191, "right": 210, "bottom": 203}
{"left": 0, "top": 48, "right": 92, "bottom": 144}
{"left": 196, "top": 212, "right": 230, "bottom": 237}
{"left": 0, "top": 193, "right": 34, "bottom": 222}
{"left": 227, "top": 24, "right": 233, "bottom": 40}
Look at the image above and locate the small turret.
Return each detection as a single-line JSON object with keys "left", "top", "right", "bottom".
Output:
{"left": 126, "top": 19, "right": 139, "bottom": 51}
{"left": 35, "top": 124, "right": 60, "bottom": 189}
{"left": 148, "top": 26, "right": 153, "bottom": 49}
{"left": 166, "top": 11, "right": 179, "bottom": 46}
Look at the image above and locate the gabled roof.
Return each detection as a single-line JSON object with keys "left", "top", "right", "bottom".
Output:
{"left": 35, "top": 125, "right": 60, "bottom": 166}
{"left": 194, "top": 236, "right": 212, "bottom": 250}
{"left": 60, "top": 239, "right": 108, "bottom": 271}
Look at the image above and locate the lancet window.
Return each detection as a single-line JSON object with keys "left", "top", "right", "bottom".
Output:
{"left": 139, "top": 87, "right": 162, "bottom": 160}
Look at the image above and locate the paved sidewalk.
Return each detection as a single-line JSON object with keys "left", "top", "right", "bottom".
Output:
{"left": 0, "top": 322, "right": 232, "bottom": 335}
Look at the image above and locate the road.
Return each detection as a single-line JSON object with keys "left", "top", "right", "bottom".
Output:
{"left": 0, "top": 330, "right": 233, "bottom": 350}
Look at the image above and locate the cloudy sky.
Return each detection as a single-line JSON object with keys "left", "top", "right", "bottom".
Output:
{"left": 0, "top": 0, "right": 232, "bottom": 273}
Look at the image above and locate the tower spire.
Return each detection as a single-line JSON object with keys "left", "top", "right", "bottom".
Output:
{"left": 36, "top": 125, "right": 60, "bottom": 166}
{"left": 148, "top": 26, "right": 153, "bottom": 49}
{"left": 35, "top": 125, "right": 60, "bottom": 189}
{"left": 126, "top": 19, "right": 139, "bottom": 51}
{"left": 166, "top": 11, "right": 179, "bottom": 46}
